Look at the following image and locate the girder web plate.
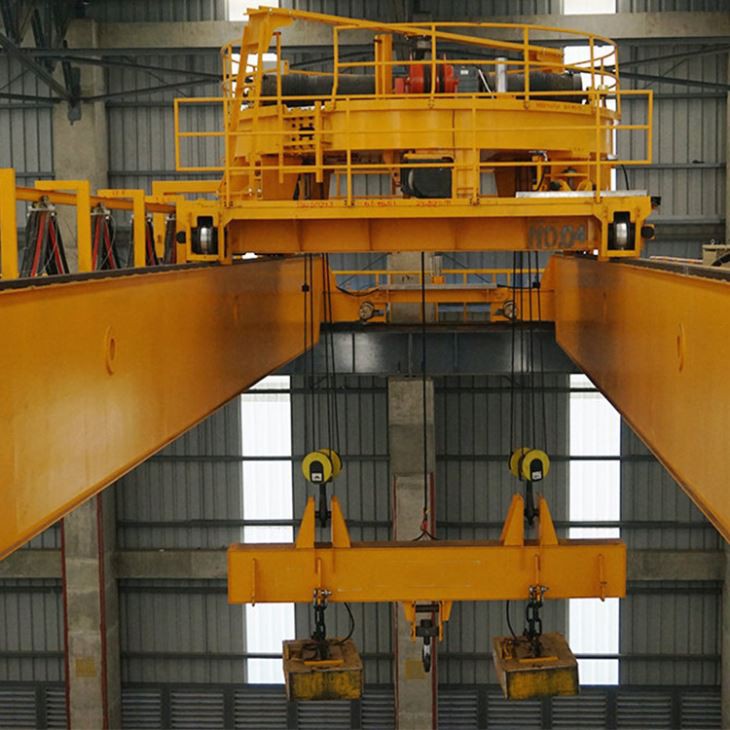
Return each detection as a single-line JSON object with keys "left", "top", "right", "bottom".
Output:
{"left": 0, "top": 258, "right": 321, "bottom": 558}
{"left": 552, "top": 255, "right": 730, "bottom": 540}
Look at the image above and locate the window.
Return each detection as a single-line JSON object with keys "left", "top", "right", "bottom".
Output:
{"left": 564, "top": 0, "right": 616, "bottom": 13}
{"left": 228, "top": 0, "right": 280, "bottom": 21}
{"left": 241, "top": 375, "right": 294, "bottom": 683}
{"left": 568, "top": 373, "right": 620, "bottom": 685}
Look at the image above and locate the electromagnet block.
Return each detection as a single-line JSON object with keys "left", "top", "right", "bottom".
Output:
{"left": 283, "top": 639, "right": 363, "bottom": 701}
{"left": 493, "top": 632, "right": 579, "bottom": 701}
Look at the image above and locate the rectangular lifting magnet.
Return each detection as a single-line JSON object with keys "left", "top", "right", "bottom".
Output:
{"left": 283, "top": 639, "right": 363, "bottom": 701}
{"left": 493, "top": 632, "right": 579, "bottom": 701}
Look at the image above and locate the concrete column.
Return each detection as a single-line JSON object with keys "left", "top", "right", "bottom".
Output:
{"left": 50, "top": 18, "right": 119, "bottom": 728}
{"left": 389, "top": 377, "right": 437, "bottom": 730}
{"left": 62, "top": 490, "right": 121, "bottom": 730}
{"left": 51, "top": 19, "right": 108, "bottom": 272}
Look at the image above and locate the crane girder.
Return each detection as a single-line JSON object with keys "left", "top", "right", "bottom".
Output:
{"left": 551, "top": 255, "right": 730, "bottom": 541}
{"left": 0, "top": 258, "right": 322, "bottom": 559}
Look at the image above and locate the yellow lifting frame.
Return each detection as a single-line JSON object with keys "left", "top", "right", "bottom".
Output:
{"left": 149, "top": 180, "right": 221, "bottom": 264}
{"left": 228, "top": 493, "right": 626, "bottom": 631}
{"left": 97, "top": 188, "right": 147, "bottom": 268}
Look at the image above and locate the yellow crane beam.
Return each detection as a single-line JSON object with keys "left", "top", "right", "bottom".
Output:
{"left": 551, "top": 255, "right": 730, "bottom": 541}
{"left": 0, "top": 258, "right": 322, "bottom": 559}
{"left": 179, "top": 194, "right": 653, "bottom": 260}
{"left": 228, "top": 494, "right": 626, "bottom": 605}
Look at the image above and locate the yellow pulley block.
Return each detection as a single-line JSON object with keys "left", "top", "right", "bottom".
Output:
{"left": 301, "top": 449, "right": 343, "bottom": 484}
{"left": 508, "top": 447, "right": 530, "bottom": 479}
{"left": 318, "top": 449, "right": 343, "bottom": 478}
{"left": 509, "top": 448, "right": 550, "bottom": 482}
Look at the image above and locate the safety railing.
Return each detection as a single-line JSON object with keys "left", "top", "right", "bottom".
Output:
{"left": 331, "top": 267, "right": 547, "bottom": 322}
{"left": 333, "top": 268, "right": 538, "bottom": 290}
{"left": 227, "top": 19, "right": 621, "bottom": 106}
{"left": 0, "top": 171, "right": 223, "bottom": 280}
{"left": 175, "top": 88, "right": 652, "bottom": 206}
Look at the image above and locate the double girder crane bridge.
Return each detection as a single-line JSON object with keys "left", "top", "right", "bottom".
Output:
{"left": 0, "top": 5, "right": 727, "bottom": 699}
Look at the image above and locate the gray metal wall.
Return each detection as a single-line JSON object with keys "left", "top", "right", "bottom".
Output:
{"left": 116, "top": 401, "right": 243, "bottom": 551}
{"left": 0, "top": 59, "right": 53, "bottom": 182}
{"left": 87, "top": 0, "right": 226, "bottom": 22}
{"left": 0, "top": 580, "right": 64, "bottom": 684}
{"left": 281, "top": 0, "right": 727, "bottom": 16}
{"left": 617, "top": 0, "right": 727, "bottom": 10}
{"left": 282, "top": 0, "right": 561, "bottom": 16}
{"left": 618, "top": 42, "right": 727, "bottom": 260}
{"left": 116, "top": 401, "right": 246, "bottom": 686}
{"left": 106, "top": 52, "right": 223, "bottom": 194}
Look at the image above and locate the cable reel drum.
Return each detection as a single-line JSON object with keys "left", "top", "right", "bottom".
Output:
{"left": 508, "top": 447, "right": 551, "bottom": 483}
{"left": 301, "top": 448, "right": 343, "bottom": 485}
{"left": 302, "top": 448, "right": 343, "bottom": 528}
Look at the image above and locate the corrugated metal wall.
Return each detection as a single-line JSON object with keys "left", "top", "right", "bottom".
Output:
{"left": 617, "top": 42, "right": 727, "bottom": 259}
{"left": 120, "top": 579, "right": 245, "bottom": 685}
{"left": 87, "top": 0, "right": 226, "bottom": 22}
{"left": 281, "top": 0, "right": 727, "bottom": 16}
{"left": 115, "top": 401, "right": 246, "bottom": 685}
{"left": 617, "top": 0, "right": 727, "bottom": 10}
{"left": 106, "top": 53, "right": 223, "bottom": 193}
{"left": 0, "top": 580, "right": 64, "bottom": 684}
{"left": 280, "top": 0, "right": 560, "bottom": 16}
{"left": 116, "top": 401, "right": 243, "bottom": 550}
{"left": 0, "top": 59, "right": 54, "bottom": 181}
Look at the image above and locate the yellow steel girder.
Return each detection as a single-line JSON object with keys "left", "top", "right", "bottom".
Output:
{"left": 551, "top": 255, "right": 730, "bottom": 541}
{"left": 207, "top": 195, "right": 652, "bottom": 258}
{"left": 228, "top": 493, "right": 625, "bottom": 605}
{"left": 0, "top": 168, "right": 18, "bottom": 279}
{"left": 0, "top": 257, "right": 322, "bottom": 559}
{"left": 328, "top": 269, "right": 554, "bottom": 323}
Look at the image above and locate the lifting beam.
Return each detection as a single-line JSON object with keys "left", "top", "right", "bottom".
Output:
{"left": 551, "top": 255, "right": 730, "bottom": 541}
{"left": 0, "top": 257, "right": 323, "bottom": 559}
{"left": 228, "top": 494, "right": 626, "bottom": 609}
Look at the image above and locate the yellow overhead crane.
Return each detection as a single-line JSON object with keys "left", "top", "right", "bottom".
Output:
{"left": 0, "top": 5, "right": 728, "bottom": 701}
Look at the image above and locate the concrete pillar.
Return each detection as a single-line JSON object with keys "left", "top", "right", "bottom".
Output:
{"left": 389, "top": 377, "right": 437, "bottom": 730}
{"left": 51, "top": 19, "right": 108, "bottom": 272}
{"left": 51, "top": 21, "right": 118, "bottom": 726}
{"left": 62, "top": 490, "right": 121, "bottom": 730}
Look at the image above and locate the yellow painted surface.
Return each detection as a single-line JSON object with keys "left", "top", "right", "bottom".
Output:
{"left": 552, "top": 255, "right": 730, "bottom": 541}
{"left": 74, "top": 657, "right": 98, "bottom": 679}
{"left": 284, "top": 639, "right": 363, "bottom": 701}
{"left": 494, "top": 633, "right": 579, "bottom": 700}
{"left": 229, "top": 539, "right": 625, "bottom": 604}
{"left": 0, "top": 169, "right": 18, "bottom": 279}
{"left": 0, "top": 258, "right": 323, "bottom": 559}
